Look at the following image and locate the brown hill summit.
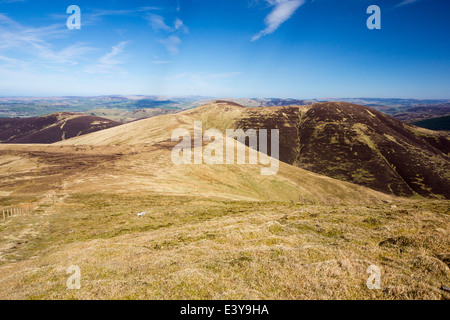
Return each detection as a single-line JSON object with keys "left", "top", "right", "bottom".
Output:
{"left": 187, "top": 101, "right": 450, "bottom": 198}
{"left": 0, "top": 112, "right": 121, "bottom": 144}
{"left": 56, "top": 100, "right": 450, "bottom": 198}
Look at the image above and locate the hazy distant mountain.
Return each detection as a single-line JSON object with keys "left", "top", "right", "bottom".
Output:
{"left": 88, "top": 108, "right": 177, "bottom": 123}
{"left": 392, "top": 104, "right": 450, "bottom": 123}
{"left": 217, "top": 98, "right": 317, "bottom": 108}
{"left": 1, "top": 96, "right": 449, "bottom": 130}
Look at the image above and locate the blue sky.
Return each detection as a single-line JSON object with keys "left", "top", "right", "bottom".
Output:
{"left": 0, "top": 0, "right": 449, "bottom": 98}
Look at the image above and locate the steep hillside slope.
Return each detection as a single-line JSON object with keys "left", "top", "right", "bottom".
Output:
{"left": 412, "top": 116, "right": 450, "bottom": 131}
{"left": 58, "top": 101, "right": 450, "bottom": 198}
{"left": 0, "top": 144, "right": 395, "bottom": 205}
{"left": 182, "top": 101, "right": 450, "bottom": 198}
{"left": 0, "top": 113, "right": 121, "bottom": 144}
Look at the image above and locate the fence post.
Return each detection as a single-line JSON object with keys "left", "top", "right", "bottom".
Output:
{"left": 2, "top": 210, "right": 5, "bottom": 221}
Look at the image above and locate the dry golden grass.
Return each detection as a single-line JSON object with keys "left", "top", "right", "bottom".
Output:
{"left": 0, "top": 193, "right": 448, "bottom": 300}
{"left": 0, "top": 140, "right": 396, "bottom": 205}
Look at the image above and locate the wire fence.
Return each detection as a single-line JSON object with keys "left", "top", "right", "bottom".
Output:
{"left": 2, "top": 204, "right": 37, "bottom": 222}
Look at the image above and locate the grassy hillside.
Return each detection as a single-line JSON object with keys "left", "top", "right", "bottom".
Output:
{"left": 0, "top": 100, "right": 448, "bottom": 300}
{"left": 0, "top": 193, "right": 448, "bottom": 299}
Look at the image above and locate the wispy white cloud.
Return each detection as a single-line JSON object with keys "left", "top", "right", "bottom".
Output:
{"left": 49, "top": 7, "right": 160, "bottom": 26}
{"left": 85, "top": 41, "right": 129, "bottom": 74}
{"left": 148, "top": 13, "right": 188, "bottom": 55}
{"left": 89, "top": 7, "right": 160, "bottom": 20}
{"left": 252, "top": 0, "right": 305, "bottom": 41}
{"left": 0, "top": 0, "right": 26, "bottom": 3}
{"left": 0, "top": 13, "right": 94, "bottom": 66}
{"left": 148, "top": 14, "right": 188, "bottom": 33}
{"left": 148, "top": 14, "right": 171, "bottom": 32}
{"left": 396, "top": 0, "right": 421, "bottom": 7}
{"left": 0, "top": 54, "right": 24, "bottom": 66}
{"left": 159, "top": 36, "right": 181, "bottom": 55}
{"left": 99, "top": 41, "right": 129, "bottom": 65}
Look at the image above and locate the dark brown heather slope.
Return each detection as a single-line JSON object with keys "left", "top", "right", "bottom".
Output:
{"left": 191, "top": 101, "right": 450, "bottom": 198}
{"left": 0, "top": 112, "right": 121, "bottom": 144}
{"left": 289, "top": 102, "right": 450, "bottom": 198}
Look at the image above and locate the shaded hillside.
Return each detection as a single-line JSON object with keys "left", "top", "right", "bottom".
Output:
{"left": 412, "top": 116, "right": 450, "bottom": 131}
{"left": 0, "top": 113, "right": 121, "bottom": 144}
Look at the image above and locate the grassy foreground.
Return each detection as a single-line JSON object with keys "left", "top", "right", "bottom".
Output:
{"left": 0, "top": 193, "right": 448, "bottom": 300}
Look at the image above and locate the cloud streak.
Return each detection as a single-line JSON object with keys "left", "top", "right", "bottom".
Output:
{"left": 159, "top": 36, "right": 181, "bottom": 55}
{"left": 85, "top": 41, "right": 129, "bottom": 74}
{"left": 148, "top": 14, "right": 187, "bottom": 33}
{"left": 148, "top": 13, "right": 188, "bottom": 55}
{"left": 0, "top": 13, "right": 94, "bottom": 65}
{"left": 396, "top": 0, "right": 421, "bottom": 7}
{"left": 99, "top": 41, "right": 129, "bottom": 65}
{"left": 252, "top": 0, "right": 305, "bottom": 41}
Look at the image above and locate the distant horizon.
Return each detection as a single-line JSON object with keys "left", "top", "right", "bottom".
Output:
{"left": 0, "top": 95, "right": 449, "bottom": 101}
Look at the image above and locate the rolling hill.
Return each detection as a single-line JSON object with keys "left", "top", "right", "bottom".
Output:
{"left": 59, "top": 100, "right": 450, "bottom": 199}
{"left": 0, "top": 100, "right": 402, "bottom": 205}
{"left": 0, "top": 112, "right": 121, "bottom": 144}
{"left": 0, "top": 101, "right": 448, "bottom": 300}
{"left": 0, "top": 138, "right": 395, "bottom": 205}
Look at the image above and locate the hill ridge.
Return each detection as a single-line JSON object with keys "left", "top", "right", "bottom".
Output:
{"left": 0, "top": 113, "right": 121, "bottom": 144}
{"left": 54, "top": 100, "right": 450, "bottom": 198}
